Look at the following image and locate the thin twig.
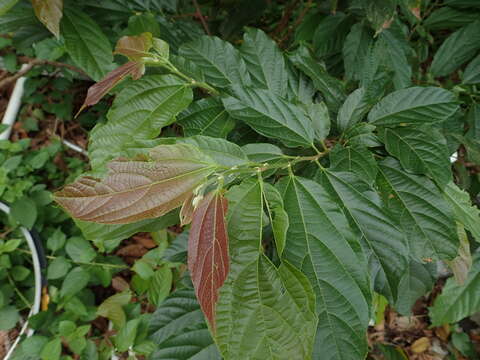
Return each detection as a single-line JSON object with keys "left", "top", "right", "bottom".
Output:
{"left": 192, "top": 0, "right": 211, "bottom": 35}
{"left": 272, "top": 0, "right": 301, "bottom": 38}
{"left": 279, "top": 0, "right": 313, "bottom": 47}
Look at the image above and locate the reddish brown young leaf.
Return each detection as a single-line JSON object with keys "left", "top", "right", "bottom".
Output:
{"left": 188, "top": 191, "right": 229, "bottom": 332}
{"left": 76, "top": 61, "right": 144, "bottom": 116}
{"left": 115, "top": 33, "right": 153, "bottom": 61}
{"left": 32, "top": 0, "right": 62, "bottom": 38}
{"left": 54, "top": 144, "right": 216, "bottom": 224}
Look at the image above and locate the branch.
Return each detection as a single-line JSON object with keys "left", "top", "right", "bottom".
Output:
{"left": 192, "top": 0, "right": 211, "bottom": 35}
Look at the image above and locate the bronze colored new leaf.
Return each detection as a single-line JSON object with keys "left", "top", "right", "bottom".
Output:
{"left": 32, "top": 0, "right": 63, "bottom": 38}
{"left": 115, "top": 33, "right": 153, "bottom": 61}
{"left": 76, "top": 61, "right": 144, "bottom": 116}
{"left": 54, "top": 144, "right": 216, "bottom": 224}
{"left": 188, "top": 191, "right": 229, "bottom": 332}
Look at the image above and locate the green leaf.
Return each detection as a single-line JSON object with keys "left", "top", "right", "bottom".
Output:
{"left": 179, "top": 36, "right": 251, "bottom": 88}
{"left": 289, "top": 46, "right": 346, "bottom": 113}
{"left": 61, "top": 8, "right": 113, "bottom": 81}
{"left": 149, "top": 289, "right": 221, "bottom": 360}
{"left": 377, "top": 157, "right": 459, "bottom": 260}
{"left": 343, "top": 122, "right": 381, "bottom": 148}
{"left": 381, "top": 126, "right": 452, "bottom": 188}
{"left": 1, "top": 239, "right": 21, "bottom": 253}
{"left": 337, "top": 88, "right": 372, "bottom": 133}
{"left": 223, "top": 86, "right": 314, "bottom": 147}
{"left": 179, "top": 135, "right": 248, "bottom": 167}
{"left": 216, "top": 179, "right": 317, "bottom": 360}
{"left": 463, "top": 53, "right": 480, "bottom": 84}
{"left": 11, "top": 196, "right": 37, "bottom": 229}
{"left": 65, "top": 236, "right": 96, "bottom": 263}
{"left": 429, "top": 254, "right": 480, "bottom": 326}
{"left": 312, "top": 12, "right": 351, "bottom": 58}
{"left": 0, "top": 306, "right": 19, "bottom": 330}
{"left": 240, "top": 28, "right": 288, "bottom": 97}
{"left": 278, "top": 175, "right": 370, "bottom": 360}
{"left": 363, "top": 0, "right": 396, "bottom": 34}
{"left": 41, "top": 338, "right": 62, "bottom": 360}
{"left": 343, "top": 24, "right": 374, "bottom": 81}
{"left": 47, "top": 256, "right": 72, "bottom": 280}
{"left": 303, "top": 101, "right": 330, "bottom": 141}
{"left": 430, "top": 20, "right": 480, "bottom": 77}
{"left": 88, "top": 75, "right": 193, "bottom": 171}
{"left": 443, "top": 182, "right": 480, "bottom": 242}
{"left": 32, "top": 0, "right": 62, "bottom": 38}
{"left": 178, "top": 97, "right": 235, "bottom": 138}
{"left": 263, "top": 183, "right": 288, "bottom": 256}
{"left": 330, "top": 145, "right": 378, "bottom": 185}
{"left": 368, "top": 87, "right": 458, "bottom": 126}
{"left": 0, "top": 0, "right": 19, "bottom": 16}
{"left": 115, "top": 319, "right": 140, "bottom": 353}
{"left": 11, "top": 265, "right": 30, "bottom": 281}
{"left": 242, "top": 143, "right": 284, "bottom": 163}
{"left": 318, "top": 170, "right": 408, "bottom": 302}
{"left": 46, "top": 228, "right": 66, "bottom": 252}
{"left": 97, "top": 291, "right": 131, "bottom": 329}
{"left": 424, "top": 7, "right": 480, "bottom": 31}
{"left": 60, "top": 267, "right": 90, "bottom": 298}
{"left": 147, "top": 267, "right": 172, "bottom": 306}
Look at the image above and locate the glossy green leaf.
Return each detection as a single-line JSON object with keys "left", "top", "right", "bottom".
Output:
{"left": 318, "top": 170, "right": 408, "bottom": 302}
{"left": 149, "top": 289, "right": 221, "bottom": 360}
{"left": 216, "top": 179, "right": 317, "bottom": 360}
{"left": 289, "top": 45, "right": 346, "bottom": 113}
{"left": 430, "top": 20, "right": 480, "bottom": 77}
{"left": 337, "top": 88, "right": 372, "bottom": 132}
{"left": 443, "top": 181, "right": 480, "bottom": 242}
{"left": 381, "top": 126, "right": 452, "bottom": 188}
{"left": 61, "top": 8, "right": 113, "bottom": 81}
{"left": 88, "top": 75, "right": 193, "bottom": 171}
{"left": 368, "top": 87, "right": 458, "bottom": 126}
{"left": 377, "top": 157, "right": 459, "bottom": 260}
{"left": 179, "top": 36, "right": 251, "bottom": 88}
{"left": 178, "top": 97, "right": 235, "bottom": 138}
{"left": 241, "top": 28, "right": 288, "bottom": 96}
{"left": 463, "top": 53, "right": 480, "bottom": 84}
{"left": 279, "top": 175, "right": 371, "bottom": 360}
{"left": 429, "top": 254, "right": 480, "bottom": 326}
{"left": 330, "top": 145, "right": 378, "bottom": 185}
{"left": 223, "top": 86, "right": 314, "bottom": 147}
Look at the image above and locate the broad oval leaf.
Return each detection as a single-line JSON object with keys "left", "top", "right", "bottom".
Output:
{"left": 337, "top": 88, "right": 372, "bottom": 133}
{"left": 377, "top": 157, "right": 459, "bottom": 261}
{"left": 223, "top": 86, "right": 314, "bottom": 148}
{"left": 61, "top": 8, "right": 113, "bottom": 81}
{"left": 54, "top": 144, "right": 217, "bottom": 224}
{"left": 429, "top": 254, "right": 480, "bottom": 326}
{"left": 149, "top": 289, "right": 221, "bottom": 360}
{"left": 178, "top": 97, "right": 235, "bottom": 138}
{"left": 278, "top": 175, "right": 371, "bottom": 360}
{"left": 179, "top": 36, "right": 251, "bottom": 88}
{"left": 88, "top": 75, "right": 193, "bottom": 171}
{"left": 368, "top": 87, "right": 458, "bottom": 126}
{"left": 381, "top": 126, "right": 452, "bottom": 188}
{"left": 240, "top": 28, "right": 288, "bottom": 96}
{"left": 330, "top": 145, "right": 378, "bottom": 185}
{"left": 430, "top": 20, "right": 480, "bottom": 77}
{"left": 188, "top": 191, "right": 229, "bottom": 331}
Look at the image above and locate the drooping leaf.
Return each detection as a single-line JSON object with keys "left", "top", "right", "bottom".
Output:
{"left": 215, "top": 179, "right": 317, "bottom": 360}
{"left": 188, "top": 191, "right": 229, "bottom": 331}
{"left": 179, "top": 36, "right": 251, "bottom": 88}
{"left": 343, "top": 23, "right": 374, "bottom": 81}
{"left": 368, "top": 87, "right": 458, "bottom": 126}
{"left": 88, "top": 75, "right": 193, "bottom": 171}
{"left": 337, "top": 87, "right": 372, "bottom": 133}
{"left": 262, "top": 183, "right": 288, "bottom": 256}
{"left": 222, "top": 86, "right": 314, "bottom": 148}
{"left": 329, "top": 145, "right": 378, "bottom": 185}
{"left": 377, "top": 157, "right": 459, "bottom": 261}
{"left": 279, "top": 175, "right": 371, "bottom": 360}
{"left": 178, "top": 97, "right": 235, "bottom": 138}
{"left": 381, "top": 126, "right": 452, "bottom": 188}
{"left": 240, "top": 27, "right": 288, "bottom": 97}
{"left": 463, "top": 53, "right": 480, "bottom": 84}
{"left": 447, "top": 224, "right": 472, "bottom": 285}
{"left": 430, "top": 20, "right": 480, "bottom": 77}
{"left": 77, "top": 61, "right": 144, "bottom": 115}
{"left": 149, "top": 289, "right": 221, "bottom": 360}
{"left": 318, "top": 170, "right": 408, "bottom": 302}
{"left": 429, "top": 254, "right": 480, "bottom": 326}
{"left": 61, "top": 8, "right": 113, "bottom": 81}
{"left": 97, "top": 291, "right": 131, "bottom": 329}
{"left": 443, "top": 181, "right": 480, "bottom": 242}
{"left": 32, "top": 0, "right": 62, "bottom": 38}
{"left": 289, "top": 45, "right": 346, "bottom": 113}
{"left": 54, "top": 144, "right": 217, "bottom": 224}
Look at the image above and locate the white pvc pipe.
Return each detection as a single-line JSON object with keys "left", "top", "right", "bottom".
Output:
{"left": 0, "top": 202, "right": 42, "bottom": 360}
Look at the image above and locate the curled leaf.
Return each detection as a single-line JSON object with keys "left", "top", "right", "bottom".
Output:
{"left": 188, "top": 191, "right": 229, "bottom": 331}
{"left": 76, "top": 61, "right": 145, "bottom": 116}
{"left": 115, "top": 32, "right": 153, "bottom": 61}
{"left": 54, "top": 144, "right": 216, "bottom": 224}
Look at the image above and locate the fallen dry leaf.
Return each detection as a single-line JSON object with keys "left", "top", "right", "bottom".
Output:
{"left": 412, "top": 337, "right": 430, "bottom": 354}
